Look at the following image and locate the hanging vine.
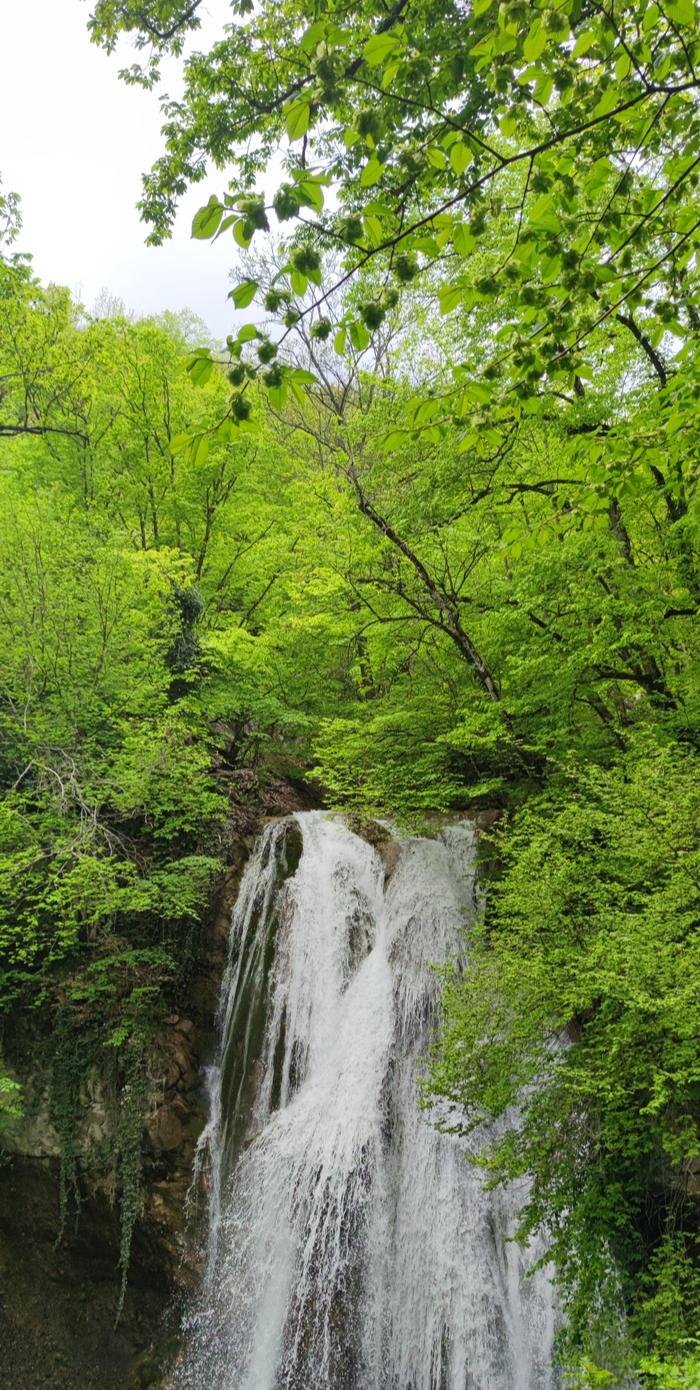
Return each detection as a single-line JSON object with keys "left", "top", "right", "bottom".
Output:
{"left": 49, "top": 1003, "right": 150, "bottom": 1319}
{"left": 49, "top": 1007, "right": 95, "bottom": 1233}
{"left": 115, "top": 1033, "right": 147, "bottom": 1322}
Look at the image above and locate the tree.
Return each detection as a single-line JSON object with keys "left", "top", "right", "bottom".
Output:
{"left": 428, "top": 752, "right": 700, "bottom": 1371}
{"left": 88, "top": 1, "right": 700, "bottom": 425}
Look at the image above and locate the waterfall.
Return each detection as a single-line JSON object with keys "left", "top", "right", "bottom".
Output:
{"left": 176, "top": 811, "right": 556, "bottom": 1390}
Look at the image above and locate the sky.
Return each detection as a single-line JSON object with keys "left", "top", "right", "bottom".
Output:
{"left": 0, "top": 0, "right": 240, "bottom": 338}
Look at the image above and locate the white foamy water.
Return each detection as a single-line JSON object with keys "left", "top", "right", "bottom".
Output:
{"left": 176, "top": 812, "right": 556, "bottom": 1390}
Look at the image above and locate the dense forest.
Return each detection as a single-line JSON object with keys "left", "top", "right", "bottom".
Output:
{"left": 3, "top": 0, "right": 700, "bottom": 1382}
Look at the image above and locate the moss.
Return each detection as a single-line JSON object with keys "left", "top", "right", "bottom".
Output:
{"left": 115, "top": 1037, "right": 147, "bottom": 1323}
{"left": 49, "top": 1006, "right": 150, "bottom": 1319}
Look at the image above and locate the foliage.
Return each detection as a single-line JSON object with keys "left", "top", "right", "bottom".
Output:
{"left": 0, "top": 176, "right": 21, "bottom": 249}
{"left": 48, "top": 1004, "right": 150, "bottom": 1321}
{"left": 428, "top": 749, "right": 700, "bottom": 1365}
{"left": 10, "top": 0, "right": 700, "bottom": 1358}
{"left": 89, "top": 0, "right": 700, "bottom": 443}
{"left": 639, "top": 1350, "right": 700, "bottom": 1390}
{"left": 314, "top": 701, "right": 464, "bottom": 818}
{"left": 0, "top": 1070, "right": 21, "bottom": 1128}
{"left": 50, "top": 1007, "right": 96, "bottom": 1233}
{"left": 115, "top": 1036, "right": 147, "bottom": 1321}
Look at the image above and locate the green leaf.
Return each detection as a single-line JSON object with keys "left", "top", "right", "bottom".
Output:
{"left": 237, "top": 324, "right": 258, "bottom": 342}
{"left": 349, "top": 321, "right": 370, "bottom": 351}
{"left": 439, "top": 284, "right": 464, "bottom": 314}
{"left": 285, "top": 100, "right": 311, "bottom": 142}
{"left": 594, "top": 86, "right": 619, "bottom": 117}
{"left": 473, "top": 0, "right": 494, "bottom": 12}
{"left": 363, "top": 33, "right": 400, "bottom": 66}
{"left": 572, "top": 29, "right": 597, "bottom": 57}
{"left": 449, "top": 142, "right": 473, "bottom": 176}
{"left": 190, "top": 434, "right": 210, "bottom": 466}
{"left": 298, "top": 179, "right": 324, "bottom": 212}
{"left": 327, "top": 25, "right": 352, "bottom": 46}
{"left": 216, "top": 419, "right": 239, "bottom": 441}
{"left": 677, "top": 207, "right": 699, "bottom": 233}
{"left": 666, "top": 0, "right": 695, "bottom": 23}
{"left": 414, "top": 397, "right": 440, "bottom": 426}
{"left": 214, "top": 214, "right": 237, "bottom": 239}
{"left": 461, "top": 382, "right": 492, "bottom": 404}
{"left": 470, "top": 34, "right": 496, "bottom": 59}
{"left": 540, "top": 253, "right": 562, "bottom": 281}
{"left": 381, "top": 428, "right": 409, "bottom": 451}
{"left": 169, "top": 433, "right": 192, "bottom": 455}
{"left": 192, "top": 197, "right": 224, "bottom": 240}
{"left": 289, "top": 368, "right": 317, "bottom": 384}
{"left": 427, "top": 146, "right": 447, "bottom": 170}
{"left": 494, "top": 31, "right": 517, "bottom": 55}
{"left": 533, "top": 72, "right": 553, "bottom": 104}
{"left": 523, "top": 20, "right": 547, "bottom": 61}
{"left": 665, "top": 412, "right": 686, "bottom": 435}
{"left": 454, "top": 391, "right": 472, "bottom": 420}
{"left": 267, "top": 380, "right": 289, "bottom": 409}
{"left": 363, "top": 214, "right": 384, "bottom": 243}
{"left": 453, "top": 224, "right": 477, "bottom": 256}
{"left": 361, "top": 158, "right": 385, "bottom": 187}
{"left": 186, "top": 354, "right": 214, "bottom": 386}
{"left": 233, "top": 218, "right": 253, "bottom": 248}
{"left": 229, "top": 280, "right": 259, "bottom": 309}
{"left": 300, "top": 20, "right": 326, "bottom": 52}
{"left": 585, "top": 155, "right": 613, "bottom": 193}
{"left": 291, "top": 269, "right": 308, "bottom": 296}
{"left": 517, "top": 64, "right": 543, "bottom": 85}
{"left": 334, "top": 327, "right": 347, "bottom": 355}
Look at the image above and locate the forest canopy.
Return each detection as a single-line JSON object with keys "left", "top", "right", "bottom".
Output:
{"left": 1, "top": 0, "right": 700, "bottom": 1377}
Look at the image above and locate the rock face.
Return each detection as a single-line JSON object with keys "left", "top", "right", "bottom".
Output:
{"left": 0, "top": 773, "right": 321, "bottom": 1390}
{"left": 0, "top": 1155, "right": 174, "bottom": 1390}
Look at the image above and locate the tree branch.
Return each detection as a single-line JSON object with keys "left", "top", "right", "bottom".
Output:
{"left": 616, "top": 311, "right": 667, "bottom": 386}
{"left": 348, "top": 470, "right": 501, "bottom": 702}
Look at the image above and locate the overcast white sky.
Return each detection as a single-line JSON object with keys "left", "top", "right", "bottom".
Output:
{"left": 0, "top": 0, "right": 241, "bottom": 337}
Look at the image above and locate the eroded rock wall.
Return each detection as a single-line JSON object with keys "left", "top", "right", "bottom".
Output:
{"left": 0, "top": 774, "right": 321, "bottom": 1390}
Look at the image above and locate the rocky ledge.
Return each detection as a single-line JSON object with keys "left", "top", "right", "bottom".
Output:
{"left": 0, "top": 772, "right": 321, "bottom": 1390}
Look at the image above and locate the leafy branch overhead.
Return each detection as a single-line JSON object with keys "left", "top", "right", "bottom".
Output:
{"left": 92, "top": 0, "right": 700, "bottom": 431}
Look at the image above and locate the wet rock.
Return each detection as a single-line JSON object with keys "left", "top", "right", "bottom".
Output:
{"left": 147, "top": 1107, "right": 184, "bottom": 1153}
{"left": 379, "top": 840, "right": 402, "bottom": 880}
{"left": 0, "top": 1156, "right": 169, "bottom": 1390}
{"left": 473, "top": 807, "right": 504, "bottom": 833}
{"left": 178, "top": 1068, "right": 200, "bottom": 1094}
{"left": 0, "top": 1082, "right": 61, "bottom": 1158}
{"left": 0, "top": 771, "right": 323, "bottom": 1390}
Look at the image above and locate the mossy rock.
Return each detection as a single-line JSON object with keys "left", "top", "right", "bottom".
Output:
{"left": 128, "top": 1336, "right": 182, "bottom": 1390}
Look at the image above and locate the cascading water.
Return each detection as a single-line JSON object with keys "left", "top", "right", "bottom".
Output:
{"left": 177, "top": 812, "right": 556, "bottom": 1390}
